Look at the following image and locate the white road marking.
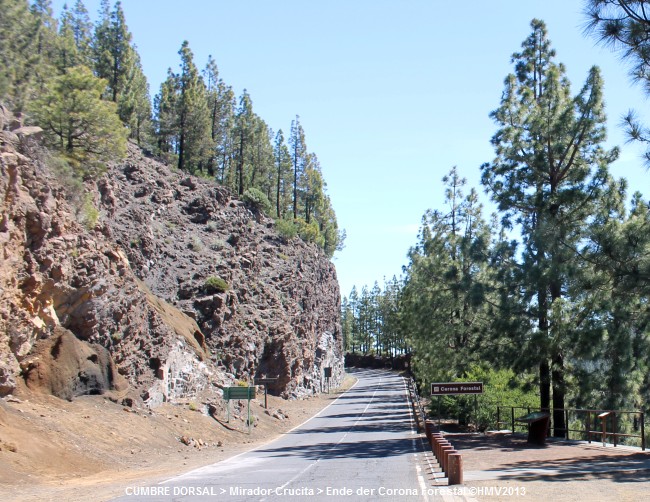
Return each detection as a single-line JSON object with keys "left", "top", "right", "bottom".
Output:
{"left": 260, "top": 374, "right": 382, "bottom": 502}
{"left": 402, "top": 377, "right": 431, "bottom": 502}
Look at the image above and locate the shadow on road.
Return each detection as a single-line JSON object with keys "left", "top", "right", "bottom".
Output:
{"left": 257, "top": 437, "right": 417, "bottom": 460}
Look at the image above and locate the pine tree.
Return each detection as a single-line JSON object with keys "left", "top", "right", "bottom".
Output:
{"left": 29, "top": 0, "right": 59, "bottom": 96}
{"left": 289, "top": 115, "right": 307, "bottom": 219}
{"left": 154, "top": 68, "right": 179, "bottom": 162}
{"left": 176, "top": 40, "right": 210, "bottom": 173}
{"left": 585, "top": 1, "right": 650, "bottom": 166}
{"left": 382, "top": 275, "right": 405, "bottom": 360}
{"left": 118, "top": 50, "right": 152, "bottom": 146}
{"left": 30, "top": 65, "right": 127, "bottom": 176}
{"left": 348, "top": 286, "right": 361, "bottom": 353}
{"left": 70, "top": 0, "right": 93, "bottom": 64}
{"left": 233, "top": 90, "right": 255, "bottom": 194}
{"left": 56, "top": 4, "right": 78, "bottom": 71}
{"left": 0, "top": 0, "right": 36, "bottom": 109}
{"left": 318, "top": 195, "right": 344, "bottom": 258}
{"left": 302, "top": 153, "right": 324, "bottom": 224}
{"left": 402, "top": 168, "right": 494, "bottom": 386}
{"left": 56, "top": 0, "right": 92, "bottom": 71}
{"left": 341, "top": 296, "right": 354, "bottom": 353}
{"left": 203, "top": 55, "right": 234, "bottom": 177}
{"left": 92, "top": 0, "right": 151, "bottom": 142}
{"left": 579, "top": 185, "right": 650, "bottom": 411}
{"left": 249, "top": 116, "right": 274, "bottom": 198}
{"left": 481, "top": 19, "right": 619, "bottom": 435}
{"left": 273, "top": 129, "right": 292, "bottom": 218}
{"left": 93, "top": 0, "right": 130, "bottom": 103}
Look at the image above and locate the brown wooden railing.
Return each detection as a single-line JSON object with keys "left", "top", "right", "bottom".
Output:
{"left": 496, "top": 406, "right": 645, "bottom": 451}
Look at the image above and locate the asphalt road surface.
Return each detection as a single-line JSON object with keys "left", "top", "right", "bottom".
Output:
{"left": 114, "top": 368, "right": 435, "bottom": 501}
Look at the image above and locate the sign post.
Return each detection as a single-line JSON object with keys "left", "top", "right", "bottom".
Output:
{"left": 223, "top": 386, "right": 256, "bottom": 432}
{"left": 254, "top": 378, "right": 278, "bottom": 409}
{"left": 430, "top": 382, "right": 483, "bottom": 396}
{"left": 430, "top": 382, "right": 484, "bottom": 427}
{"left": 324, "top": 367, "right": 332, "bottom": 394}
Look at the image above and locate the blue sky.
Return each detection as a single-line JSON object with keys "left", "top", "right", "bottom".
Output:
{"left": 53, "top": 0, "right": 650, "bottom": 297}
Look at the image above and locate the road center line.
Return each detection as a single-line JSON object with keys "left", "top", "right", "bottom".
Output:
{"left": 261, "top": 373, "right": 382, "bottom": 501}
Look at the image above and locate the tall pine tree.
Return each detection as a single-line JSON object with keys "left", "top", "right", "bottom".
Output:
{"left": 481, "top": 19, "right": 619, "bottom": 435}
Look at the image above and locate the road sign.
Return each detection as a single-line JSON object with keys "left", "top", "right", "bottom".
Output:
{"left": 254, "top": 378, "right": 278, "bottom": 409}
{"left": 430, "top": 382, "right": 483, "bottom": 395}
{"left": 223, "top": 386, "right": 256, "bottom": 433}
{"left": 223, "top": 386, "right": 256, "bottom": 400}
{"left": 255, "top": 378, "right": 278, "bottom": 385}
{"left": 324, "top": 367, "right": 332, "bottom": 378}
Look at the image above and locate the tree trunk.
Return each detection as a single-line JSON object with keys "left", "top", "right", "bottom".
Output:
{"left": 549, "top": 277, "right": 565, "bottom": 436}
{"left": 552, "top": 353, "right": 566, "bottom": 437}
{"left": 177, "top": 131, "right": 185, "bottom": 171}
{"left": 237, "top": 130, "right": 245, "bottom": 195}
{"left": 540, "top": 359, "right": 551, "bottom": 411}
{"left": 276, "top": 164, "right": 281, "bottom": 218}
{"left": 538, "top": 287, "right": 551, "bottom": 412}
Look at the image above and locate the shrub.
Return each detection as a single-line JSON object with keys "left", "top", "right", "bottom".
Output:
{"left": 242, "top": 187, "right": 271, "bottom": 214}
{"left": 80, "top": 193, "right": 100, "bottom": 230}
{"left": 210, "top": 239, "right": 226, "bottom": 251}
{"left": 275, "top": 218, "right": 297, "bottom": 242}
{"left": 205, "top": 276, "right": 229, "bottom": 293}
{"left": 188, "top": 235, "right": 203, "bottom": 251}
{"left": 296, "top": 218, "right": 324, "bottom": 246}
{"left": 429, "top": 365, "right": 538, "bottom": 431}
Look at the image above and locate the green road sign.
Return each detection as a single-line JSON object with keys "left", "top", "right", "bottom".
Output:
{"left": 223, "top": 386, "right": 256, "bottom": 401}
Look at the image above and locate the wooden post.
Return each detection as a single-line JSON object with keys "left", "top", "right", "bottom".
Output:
{"left": 565, "top": 409, "right": 569, "bottom": 439}
{"left": 641, "top": 412, "right": 645, "bottom": 451}
{"left": 248, "top": 397, "right": 251, "bottom": 434}
{"left": 436, "top": 439, "right": 450, "bottom": 464}
{"left": 448, "top": 453, "right": 463, "bottom": 485}
{"left": 425, "top": 420, "right": 435, "bottom": 442}
{"left": 587, "top": 411, "right": 591, "bottom": 444}
{"left": 431, "top": 432, "right": 443, "bottom": 453}
{"left": 440, "top": 445, "right": 454, "bottom": 474}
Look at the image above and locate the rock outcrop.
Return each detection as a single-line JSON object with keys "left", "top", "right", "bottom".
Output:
{"left": 0, "top": 112, "right": 343, "bottom": 407}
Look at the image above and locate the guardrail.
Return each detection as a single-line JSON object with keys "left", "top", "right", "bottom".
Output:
{"left": 496, "top": 406, "right": 646, "bottom": 450}
{"left": 407, "top": 377, "right": 427, "bottom": 433}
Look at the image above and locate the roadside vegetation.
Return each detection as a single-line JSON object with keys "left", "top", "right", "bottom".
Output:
{"left": 344, "top": 11, "right": 650, "bottom": 443}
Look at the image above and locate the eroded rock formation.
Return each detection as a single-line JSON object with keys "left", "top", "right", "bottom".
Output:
{"left": 0, "top": 109, "right": 343, "bottom": 407}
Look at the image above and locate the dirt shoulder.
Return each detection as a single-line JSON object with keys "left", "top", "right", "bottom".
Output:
{"left": 0, "top": 374, "right": 357, "bottom": 502}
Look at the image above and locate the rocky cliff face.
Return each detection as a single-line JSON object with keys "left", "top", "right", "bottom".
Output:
{"left": 0, "top": 107, "right": 343, "bottom": 407}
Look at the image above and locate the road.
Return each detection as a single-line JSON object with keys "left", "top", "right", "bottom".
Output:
{"left": 115, "top": 368, "right": 434, "bottom": 501}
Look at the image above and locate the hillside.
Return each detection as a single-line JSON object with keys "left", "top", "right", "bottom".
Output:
{"left": 0, "top": 106, "right": 344, "bottom": 411}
